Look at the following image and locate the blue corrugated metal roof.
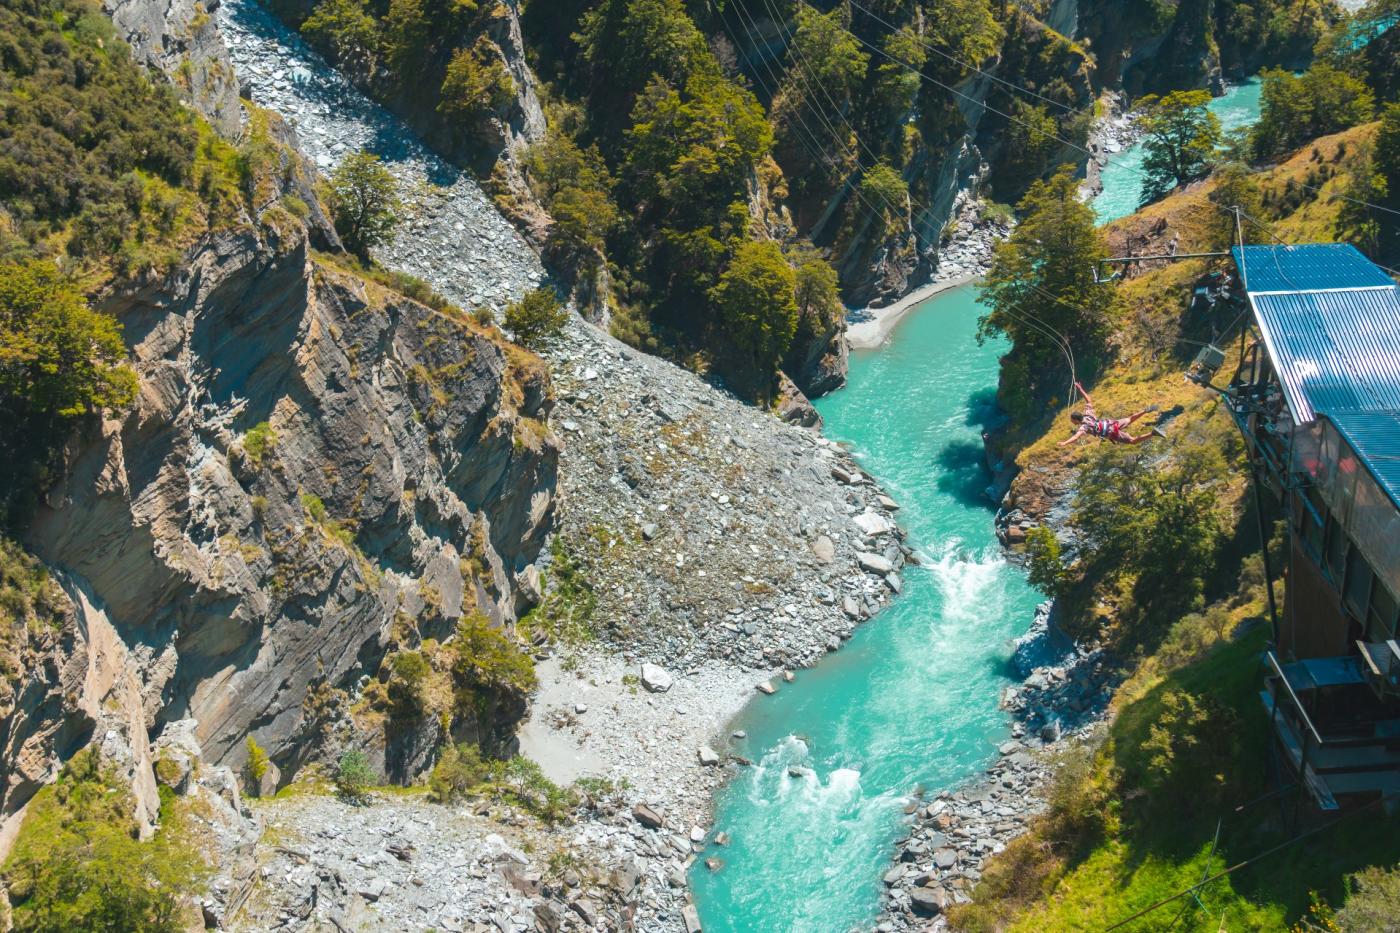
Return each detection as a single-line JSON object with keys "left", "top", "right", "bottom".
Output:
{"left": 1233, "top": 243, "right": 1396, "bottom": 293}
{"left": 1251, "top": 288, "right": 1400, "bottom": 423}
{"left": 1323, "top": 411, "right": 1400, "bottom": 512}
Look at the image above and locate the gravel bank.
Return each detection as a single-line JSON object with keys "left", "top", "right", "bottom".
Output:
{"left": 219, "top": 0, "right": 544, "bottom": 312}
{"left": 545, "top": 319, "right": 911, "bottom": 674}
{"left": 519, "top": 652, "right": 770, "bottom": 831}
{"left": 847, "top": 275, "right": 979, "bottom": 349}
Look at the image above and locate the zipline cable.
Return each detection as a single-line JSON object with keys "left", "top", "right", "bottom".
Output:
{"left": 1102, "top": 796, "right": 1386, "bottom": 931}
{"left": 845, "top": 0, "right": 1095, "bottom": 119}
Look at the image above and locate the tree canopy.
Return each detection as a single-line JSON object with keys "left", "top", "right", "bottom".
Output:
{"left": 978, "top": 167, "right": 1115, "bottom": 417}
{"left": 709, "top": 240, "right": 799, "bottom": 385}
{"left": 3, "top": 749, "right": 207, "bottom": 932}
{"left": 1253, "top": 64, "right": 1375, "bottom": 157}
{"left": 1138, "top": 90, "right": 1222, "bottom": 204}
{"left": 327, "top": 152, "right": 404, "bottom": 258}
{"left": 0, "top": 261, "right": 135, "bottom": 420}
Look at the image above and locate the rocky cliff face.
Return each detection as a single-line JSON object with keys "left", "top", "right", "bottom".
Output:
{"left": 103, "top": 0, "right": 243, "bottom": 138}
{"left": 12, "top": 223, "right": 556, "bottom": 806}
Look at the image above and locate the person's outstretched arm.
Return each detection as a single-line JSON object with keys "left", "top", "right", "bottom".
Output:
{"left": 1059, "top": 427, "right": 1086, "bottom": 447}
{"left": 1074, "top": 381, "right": 1094, "bottom": 415}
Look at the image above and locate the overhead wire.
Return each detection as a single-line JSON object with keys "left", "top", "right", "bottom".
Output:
{"left": 727, "top": 0, "right": 1084, "bottom": 395}
{"left": 720, "top": 0, "right": 1094, "bottom": 399}
{"left": 845, "top": 0, "right": 1094, "bottom": 119}
{"left": 716, "top": 0, "right": 905, "bottom": 243}
{"left": 748, "top": 0, "right": 897, "bottom": 177}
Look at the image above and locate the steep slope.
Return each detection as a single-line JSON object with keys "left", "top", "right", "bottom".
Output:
{"left": 0, "top": 0, "right": 556, "bottom": 877}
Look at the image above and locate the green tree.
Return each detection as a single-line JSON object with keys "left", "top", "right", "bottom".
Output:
{"left": 427, "top": 742, "right": 491, "bottom": 803}
{"left": 1205, "top": 162, "right": 1265, "bottom": 251}
{"left": 3, "top": 749, "right": 207, "bottom": 932}
{"left": 452, "top": 613, "right": 537, "bottom": 703}
{"left": 0, "top": 260, "right": 136, "bottom": 419}
{"left": 1336, "top": 154, "right": 1387, "bottom": 261}
{"left": 870, "top": 26, "right": 928, "bottom": 141}
{"left": 504, "top": 288, "right": 568, "bottom": 349}
{"left": 793, "top": 256, "right": 843, "bottom": 333}
{"left": 856, "top": 161, "right": 910, "bottom": 238}
{"left": 386, "top": 650, "right": 430, "bottom": 720}
{"left": 1138, "top": 90, "right": 1222, "bottom": 203}
{"left": 300, "top": 0, "right": 379, "bottom": 64}
{"left": 1253, "top": 64, "right": 1374, "bottom": 157}
{"left": 1368, "top": 102, "right": 1400, "bottom": 264}
{"left": 524, "top": 130, "right": 618, "bottom": 257}
{"left": 624, "top": 72, "right": 772, "bottom": 217}
{"left": 1025, "top": 526, "right": 1071, "bottom": 598}
{"left": 786, "top": 4, "right": 868, "bottom": 109}
{"left": 439, "top": 38, "right": 515, "bottom": 119}
{"left": 244, "top": 736, "right": 270, "bottom": 793}
{"left": 709, "top": 240, "right": 798, "bottom": 383}
{"left": 1073, "top": 441, "right": 1226, "bottom": 613}
{"left": 1000, "top": 100, "right": 1060, "bottom": 190}
{"left": 334, "top": 748, "right": 375, "bottom": 802}
{"left": 927, "top": 0, "right": 1003, "bottom": 66}
{"left": 978, "top": 167, "right": 1115, "bottom": 416}
{"left": 575, "top": 0, "right": 711, "bottom": 100}
{"left": 327, "top": 152, "right": 403, "bottom": 258}
{"left": 380, "top": 0, "right": 481, "bottom": 82}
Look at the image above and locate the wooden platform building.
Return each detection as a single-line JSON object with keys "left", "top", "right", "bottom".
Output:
{"left": 1224, "top": 242, "right": 1400, "bottom": 811}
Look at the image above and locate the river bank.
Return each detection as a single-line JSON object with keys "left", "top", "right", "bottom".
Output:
{"left": 847, "top": 276, "right": 979, "bottom": 349}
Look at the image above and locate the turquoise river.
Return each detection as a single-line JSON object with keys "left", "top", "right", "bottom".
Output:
{"left": 689, "top": 288, "right": 1041, "bottom": 931}
{"left": 690, "top": 79, "right": 1266, "bottom": 931}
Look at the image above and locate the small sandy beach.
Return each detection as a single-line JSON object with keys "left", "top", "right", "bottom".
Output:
{"left": 846, "top": 274, "right": 979, "bottom": 349}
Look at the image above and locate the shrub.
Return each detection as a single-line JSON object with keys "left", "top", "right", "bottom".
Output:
{"left": 242, "top": 421, "right": 276, "bottom": 470}
{"left": 522, "top": 538, "right": 596, "bottom": 645}
{"left": 499, "top": 756, "right": 576, "bottom": 825}
{"left": 300, "top": 0, "right": 379, "bottom": 63}
{"left": 334, "top": 748, "right": 375, "bottom": 802}
{"left": 438, "top": 39, "right": 515, "bottom": 119}
{"left": 573, "top": 775, "right": 629, "bottom": 812}
{"left": 244, "top": 736, "right": 270, "bottom": 794}
{"left": 2, "top": 749, "right": 207, "bottom": 932}
{"left": 503, "top": 288, "right": 568, "bottom": 350}
{"left": 386, "top": 650, "right": 430, "bottom": 719}
{"left": 856, "top": 161, "right": 910, "bottom": 237}
{"left": 427, "top": 742, "right": 492, "bottom": 804}
{"left": 1025, "top": 526, "right": 1071, "bottom": 598}
{"left": 299, "top": 492, "right": 328, "bottom": 525}
{"left": 1040, "top": 742, "right": 1111, "bottom": 853}
{"left": 1133, "top": 688, "right": 1240, "bottom": 816}
{"left": 1337, "top": 864, "right": 1400, "bottom": 932}
{"left": 452, "top": 613, "right": 537, "bottom": 697}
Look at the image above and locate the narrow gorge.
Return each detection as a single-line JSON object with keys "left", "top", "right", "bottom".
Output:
{"left": 3, "top": 0, "right": 1398, "bottom": 931}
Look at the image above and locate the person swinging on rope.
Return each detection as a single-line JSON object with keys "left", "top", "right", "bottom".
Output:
{"left": 1059, "top": 381, "right": 1166, "bottom": 447}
